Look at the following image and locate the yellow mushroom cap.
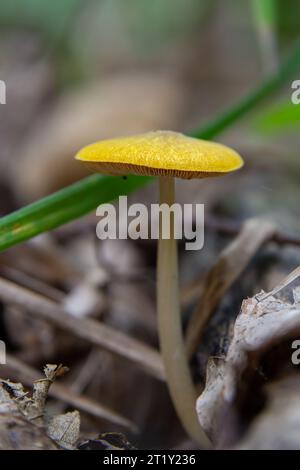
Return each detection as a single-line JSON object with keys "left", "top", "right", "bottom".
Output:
{"left": 75, "top": 130, "right": 244, "bottom": 179}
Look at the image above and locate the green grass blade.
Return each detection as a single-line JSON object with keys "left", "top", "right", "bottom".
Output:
{"left": 0, "top": 175, "right": 151, "bottom": 251}
{"left": 253, "top": 0, "right": 277, "bottom": 28}
{"left": 1, "top": 39, "right": 300, "bottom": 251}
{"left": 253, "top": 100, "right": 300, "bottom": 134}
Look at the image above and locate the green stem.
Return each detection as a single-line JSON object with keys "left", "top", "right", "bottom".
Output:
{"left": 157, "top": 176, "right": 211, "bottom": 447}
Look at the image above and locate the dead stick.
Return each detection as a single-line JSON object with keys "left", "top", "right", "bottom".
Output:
{"left": 0, "top": 277, "right": 164, "bottom": 381}
{"left": 206, "top": 217, "right": 300, "bottom": 247}
{"left": 56, "top": 217, "right": 300, "bottom": 248}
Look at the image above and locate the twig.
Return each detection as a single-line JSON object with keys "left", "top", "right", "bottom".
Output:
{"left": 57, "top": 216, "right": 300, "bottom": 248}
{"left": 0, "top": 265, "right": 64, "bottom": 302}
{"left": 206, "top": 216, "right": 300, "bottom": 247}
{"left": 255, "top": 265, "right": 300, "bottom": 302}
{"left": 67, "top": 349, "right": 102, "bottom": 395}
{"left": 0, "top": 277, "right": 165, "bottom": 381}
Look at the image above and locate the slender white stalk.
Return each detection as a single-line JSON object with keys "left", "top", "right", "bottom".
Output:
{"left": 157, "top": 176, "right": 211, "bottom": 447}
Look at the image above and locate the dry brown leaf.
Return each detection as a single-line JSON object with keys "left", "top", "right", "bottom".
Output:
{"left": 1, "top": 364, "right": 69, "bottom": 424}
{"left": 2, "top": 355, "right": 136, "bottom": 431}
{"left": 235, "top": 375, "right": 300, "bottom": 450}
{"left": 0, "top": 364, "right": 71, "bottom": 450}
{"left": 196, "top": 266, "right": 300, "bottom": 447}
{"left": 0, "top": 412, "right": 57, "bottom": 450}
{"left": 47, "top": 410, "right": 80, "bottom": 450}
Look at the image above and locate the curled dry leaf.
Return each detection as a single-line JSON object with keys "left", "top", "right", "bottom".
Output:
{"left": 0, "top": 363, "right": 79, "bottom": 450}
{"left": 2, "top": 354, "right": 136, "bottom": 431}
{"left": 26, "top": 364, "right": 69, "bottom": 423}
{"left": 196, "top": 266, "right": 300, "bottom": 448}
{"left": 0, "top": 376, "right": 56, "bottom": 450}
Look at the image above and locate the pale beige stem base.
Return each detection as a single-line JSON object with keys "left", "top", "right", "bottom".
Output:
{"left": 157, "top": 176, "right": 211, "bottom": 447}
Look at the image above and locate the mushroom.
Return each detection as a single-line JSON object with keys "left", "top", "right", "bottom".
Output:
{"left": 75, "top": 130, "right": 244, "bottom": 446}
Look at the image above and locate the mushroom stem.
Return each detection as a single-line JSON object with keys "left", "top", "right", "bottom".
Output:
{"left": 157, "top": 176, "right": 211, "bottom": 447}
